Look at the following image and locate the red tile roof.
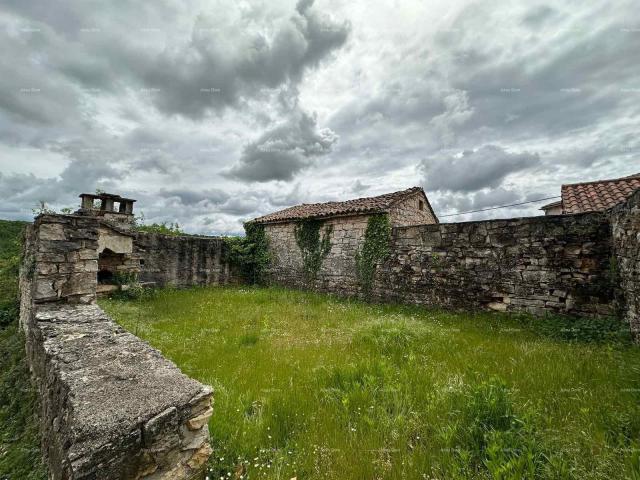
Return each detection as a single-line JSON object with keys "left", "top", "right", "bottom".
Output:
{"left": 561, "top": 173, "right": 640, "bottom": 214}
{"left": 253, "top": 187, "right": 433, "bottom": 224}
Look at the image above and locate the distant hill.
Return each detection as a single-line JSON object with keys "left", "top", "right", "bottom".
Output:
{"left": 0, "top": 220, "right": 29, "bottom": 261}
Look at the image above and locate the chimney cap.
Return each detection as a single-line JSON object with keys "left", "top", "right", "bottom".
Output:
{"left": 79, "top": 192, "right": 136, "bottom": 203}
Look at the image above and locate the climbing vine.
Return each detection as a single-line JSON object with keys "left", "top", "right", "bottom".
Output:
{"left": 225, "top": 222, "right": 270, "bottom": 284}
{"left": 294, "top": 219, "right": 333, "bottom": 283}
{"left": 356, "top": 213, "right": 392, "bottom": 297}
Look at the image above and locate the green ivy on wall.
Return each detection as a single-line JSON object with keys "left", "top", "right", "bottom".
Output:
{"left": 356, "top": 213, "right": 392, "bottom": 297}
{"left": 294, "top": 219, "right": 333, "bottom": 284}
{"left": 225, "top": 222, "right": 270, "bottom": 284}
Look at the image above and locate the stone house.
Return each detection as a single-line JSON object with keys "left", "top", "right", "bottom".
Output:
{"left": 251, "top": 187, "right": 438, "bottom": 292}
{"left": 541, "top": 173, "right": 640, "bottom": 215}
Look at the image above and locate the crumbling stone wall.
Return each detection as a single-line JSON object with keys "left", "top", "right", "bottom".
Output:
{"left": 611, "top": 189, "right": 640, "bottom": 339}
{"left": 20, "top": 215, "right": 215, "bottom": 479}
{"left": 374, "top": 212, "right": 614, "bottom": 316}
{"left": 265, "top": 212, "right": 615, "bottom": 317}
{"left": 134, "top": 232, "right": 235, "bottom": 287}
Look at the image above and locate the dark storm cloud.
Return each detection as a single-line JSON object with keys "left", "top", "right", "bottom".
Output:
{"left": 226, "top": 110, "right": 338, "bottom": 182}
{"left": 421, "top": 145, "right": 540, "bottom": 193}
{"left": 142, "top": 0, "right": 350, "bottom": 118}
{"left": 1, "top": 0, "right": 350, "bottom": 123}
{"left": 351, "top": 180, "right": 370, "bottom": 195}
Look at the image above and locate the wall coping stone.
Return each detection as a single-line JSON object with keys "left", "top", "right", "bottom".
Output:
{"left": 29, "top": 303, "right": 213, "bottom": 478}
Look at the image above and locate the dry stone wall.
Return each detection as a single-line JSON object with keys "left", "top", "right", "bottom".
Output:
{"left": 265, "top": 212, "right": 616, "bottom": 318}
{"left": 20, "top": 215, "right": 215, "bottom": 479}
{"left": 611, "top": 189, "right": 640, "bottom": 339}
{"left": 375, "top": 212, "right": 614, "bottom": 316}
{"left": 134, "top": 232, "right": 236, "bottom": 287}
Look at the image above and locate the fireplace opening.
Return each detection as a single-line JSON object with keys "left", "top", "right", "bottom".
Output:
{"left": 98, "top": 248, "right": 126, "bottom": 284}
{"left": 97, "top": 269, "right": 114, "bottom": 283}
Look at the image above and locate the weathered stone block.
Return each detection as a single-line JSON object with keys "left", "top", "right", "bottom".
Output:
{"left": 34, "top": 279, "right": 57, "bottom": 301}
{"left": 60, "top": 273, "right": 96, "bottom": 297}
{"left": 39, "top": 223, "right": 67, "bottom": 241}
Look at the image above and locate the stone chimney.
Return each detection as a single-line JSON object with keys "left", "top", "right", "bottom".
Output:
{"left": 77, "top": 192, "right": 136, "bottom": 227}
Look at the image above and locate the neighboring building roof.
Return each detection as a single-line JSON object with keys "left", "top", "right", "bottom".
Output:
{"left": 540, "top": 200, "right": 562, "bottom": 211}
{"left": 253, "top": 187, "right": 436, "bottom": 224}
{"left": 561, "top": 173, "right": 640, "bottom": 214}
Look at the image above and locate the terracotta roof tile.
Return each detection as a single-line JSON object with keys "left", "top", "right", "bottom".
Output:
{"left": 253, "top": 187, "right": 428, "bottom": 224}
{"left": 561, "top": 173, "right": 640, "bottom": 214}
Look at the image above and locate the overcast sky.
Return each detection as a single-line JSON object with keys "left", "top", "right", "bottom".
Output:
{"left": 1, "top": 0, "right": 638, "bottom": 234}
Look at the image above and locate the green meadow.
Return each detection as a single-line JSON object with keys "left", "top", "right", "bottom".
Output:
{"left": 101, "top": 286, "right": 640, "bottom": 480}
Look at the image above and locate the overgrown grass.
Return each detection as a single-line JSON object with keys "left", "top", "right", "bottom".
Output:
{"left": 101, "top": 286, "right": 640, "bottom": 480}
{"left": 0, "top": 219, "right": 47, "bottom": 479}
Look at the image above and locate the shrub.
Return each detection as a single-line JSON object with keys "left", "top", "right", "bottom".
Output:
{"left": 110, "top": 283, "right": 155, "bottom": 301}
{"left": 225, "top": 222, "right": 270, "bottom": 284}
{"left": 135, "top": 221, "right": 185, "bottom": 236}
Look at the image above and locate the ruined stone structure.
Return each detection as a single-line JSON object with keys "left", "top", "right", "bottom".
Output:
{"left": 19, "top": 193, "right": 226, "bottom": 480}
{"left": 17, "top": 187, "right": 640, "bottom": 478}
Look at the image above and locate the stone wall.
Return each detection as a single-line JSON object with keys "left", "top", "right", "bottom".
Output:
{"left": 264, "top": 215, "right": 370, "bottom": 293}
{"left": 611, "top": 189, "right": 640, "bottom": 339}
{"left": 134, "top": 232, "right": 235, "bottom": 287}
{"left": 25, "top": 214, "right": 100, "bottom": 307}
{"left": 265, "top": 212, "right": 616, "bottom": 318}
{"left": 20, "top": 214, "right": 215, "bottom": 479}
{"left": 375, "top": 212, "right": 614, "bottom": 316}
{"left": 389, "top": 191, "right": 438, "bottom": 226}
